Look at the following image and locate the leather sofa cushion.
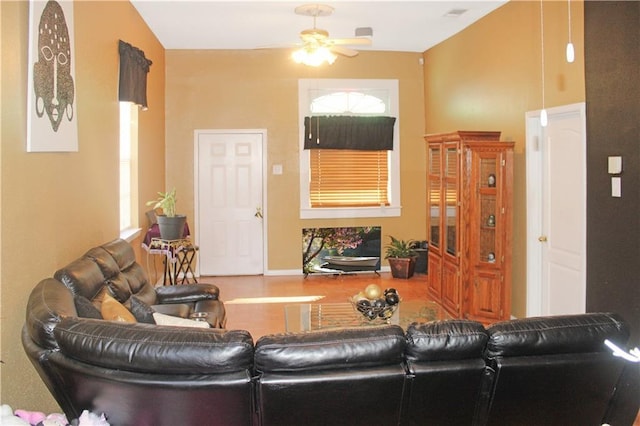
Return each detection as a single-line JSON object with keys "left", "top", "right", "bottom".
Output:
{"left": 105, "top": 275, "right": 132, "bottom": 303}
{"left": 100, "top": 238, "right": 136, "bottom": 271}
{"left": 405, "top": 319, "right": 488, "bottom": 362}
{"left": 486, "top": 312, "right": 630, "bottom": 358}
{"left": 84, "top": 246, "right": 121, "bottom": 279}
{"left": 54, "top": 317, "right": 254, "bottom": 374}
{"left": 85, "top": 244, "right": 156, "bottom": 304}
{"left": 54, "top": 257, "right": 105, "bottom": 300}
{"left": 254, "top": 325, "right": 405, "bottom": 373}
{"left": 120, "top": 262, "right": 153, "bottom": 298}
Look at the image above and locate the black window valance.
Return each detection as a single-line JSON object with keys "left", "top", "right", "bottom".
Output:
{"left": 304, "top": 116, "right": 396, "bottom": 150}
{"left": 118, "top": 40, "right": 153, "bottom": 109}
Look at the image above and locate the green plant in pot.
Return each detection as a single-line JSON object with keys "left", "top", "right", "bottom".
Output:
{"left": 385, "top": 236, "right": 418, "bottom": 279}
{"left": 146, "top": 188, "right": 187, "bottom": 241}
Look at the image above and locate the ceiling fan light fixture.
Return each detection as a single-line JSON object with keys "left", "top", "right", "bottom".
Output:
{"left": 292, "top": 46, "right": 336, "bottom": 66}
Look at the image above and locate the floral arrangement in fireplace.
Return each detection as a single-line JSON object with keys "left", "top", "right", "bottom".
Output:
{"left": 302, "top": 227, "right": 381, "bottom": 275}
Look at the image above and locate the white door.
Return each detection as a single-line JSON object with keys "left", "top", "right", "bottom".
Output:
{"left": 526, "top": 103, "right": 586, "bottom": 316}
{"left": 195, "top": 130, "right": 265, "bottom": 276}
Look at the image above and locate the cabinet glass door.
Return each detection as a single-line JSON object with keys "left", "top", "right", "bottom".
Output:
{"left": 444, "top": 146, "right": 458, "bottom": 257}
{"left": 478, "top": 156, "right": 498, "bottom": 263}
{"left": 427, "top": 145, "right": 441, "bottom": 250}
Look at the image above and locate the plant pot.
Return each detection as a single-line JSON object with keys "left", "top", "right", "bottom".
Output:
{"left": 388, "top": 256, "right": 418, "bottom": 279}
{"left": 156, "top": 215, "right": 187, "bottom": 240}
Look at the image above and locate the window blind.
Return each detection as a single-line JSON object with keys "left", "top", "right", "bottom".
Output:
{"left": 310, "top": 149, "right": 389, "bottom": 207}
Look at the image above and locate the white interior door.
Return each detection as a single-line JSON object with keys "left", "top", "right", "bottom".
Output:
{"left": 526, "top": 103, "right": 586, "bottom": 316}
{"left": 195, "top": 130, "right": 265, "bottom": 276}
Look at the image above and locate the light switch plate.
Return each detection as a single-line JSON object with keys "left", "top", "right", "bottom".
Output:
{"left": 272, "top": 164, "right": 283, "bottom": 175}
{"left": 612, "top": 177, "right": 621, "bottom": 197}
{"left": 608, "top": 156, "right": 622, "bottom": 174}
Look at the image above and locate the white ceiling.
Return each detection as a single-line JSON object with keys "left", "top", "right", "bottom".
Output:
{"left": 130, "top": 1, "right": 508, "bottom": 52}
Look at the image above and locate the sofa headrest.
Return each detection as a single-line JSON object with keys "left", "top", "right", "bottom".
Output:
{"left": 485, "top": 312, "right": 630, "bottom": 358}
{"left": 54, "top": 317, "right": 254, "bottom": 374}
{"left": 254, "top": 325, "right": 406, "bottom": 373}
{"left": 100, "top": 239, "right": 136, "bottom": 270}
{"left": 25, "top": 279, "right": 76, "bottom": 349}
{"left": 84, "top": 246, "right": 120, "bottom": 279}
{"left": 54, "top": 257, "right": 106, "bottom": 300}
{"left": 405, "top": 319, "right": 488, "bottom": 362}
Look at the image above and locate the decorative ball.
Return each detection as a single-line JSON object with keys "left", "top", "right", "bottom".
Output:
{"left": 385, "top": 292, "right": 400, "bottom": 306}
{"left": 364, "top": 284, "right": 383, "bottom": 299}
{"left": 365, "top": 310, "right": 378, "bottom": 320}
{"left": 356, "top": 299, "right": 371, "bottom": 313}
{"left": 373, "top": 298, "right": 386, "bottom": 308}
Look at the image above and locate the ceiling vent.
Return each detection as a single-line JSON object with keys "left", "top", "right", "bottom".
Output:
{"left": 355, "top": 27, "right": 373, "bottom": 38}
{"left": 443, "top": 8, "right": 468, "bottom": 18}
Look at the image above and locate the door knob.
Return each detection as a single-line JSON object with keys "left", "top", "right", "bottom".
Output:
{"left": 254, "top": 207, "right": 263, "bottom": 219}
{"left": 538, "top": 236, "right": 548, "bottom": 242}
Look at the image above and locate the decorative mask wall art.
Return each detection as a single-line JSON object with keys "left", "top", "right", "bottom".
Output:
{"left": 27, "top": 0, "right": 78, "bottom": 152}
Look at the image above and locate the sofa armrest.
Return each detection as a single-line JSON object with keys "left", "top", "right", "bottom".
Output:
{"left": 53, "top": 317, "right": 253, "bottom": 374}
{"left": 155, "top": 283, "right": 219, "bottom": 304}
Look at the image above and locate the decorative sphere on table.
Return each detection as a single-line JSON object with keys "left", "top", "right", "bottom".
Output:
{"left": 385, "top": 292, "right": 400, "bottom": 306}
{"left": 364, "top": 284, "right": 382, "bottom": 299}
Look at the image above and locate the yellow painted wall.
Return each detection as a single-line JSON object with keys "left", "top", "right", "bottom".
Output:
{"left": 0, "top": 0, "right": 165, "bottom": 411}
{"left": 165, "top": 49, "right": 427, "bottom": 271}
{"left": 423, "top": 0, "right": 585, "bottom": 317}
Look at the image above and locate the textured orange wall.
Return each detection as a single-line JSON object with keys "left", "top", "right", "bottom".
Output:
{"left": 423, "top": 0, "right": 585, "bottom": 317}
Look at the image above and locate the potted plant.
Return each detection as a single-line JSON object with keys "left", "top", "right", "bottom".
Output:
{"left": 146, "top": 188, "right": 187, "bottom": 240}
{"left": 384, "top": 236, "right": 418, "bottom": 279}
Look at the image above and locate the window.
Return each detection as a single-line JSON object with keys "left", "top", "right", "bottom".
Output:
{"left": 119, "top": 102, "right": 139, "bottom": 238}
{"left": 299, "top": 79, "right": 400, "bottom": 219}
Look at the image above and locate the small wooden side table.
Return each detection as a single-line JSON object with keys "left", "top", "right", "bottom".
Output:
{"left": 146, "top": 238, "right": 199, "bottom": 285}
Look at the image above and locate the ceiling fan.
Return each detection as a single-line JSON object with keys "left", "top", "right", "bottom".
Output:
{"left": 291, "top": 3, "right": 372, "bottom": 66}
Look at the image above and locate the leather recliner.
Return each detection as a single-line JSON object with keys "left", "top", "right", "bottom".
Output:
{"left": 22, "top": 239, "right": 256, "bottom": 425}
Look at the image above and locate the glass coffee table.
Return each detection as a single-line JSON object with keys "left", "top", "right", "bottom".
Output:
{"left": 284, "top": 300, "right": 451, "bottom": 332}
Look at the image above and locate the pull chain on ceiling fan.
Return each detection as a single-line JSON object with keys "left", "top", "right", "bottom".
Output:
{"left": 292, "top": 3, "right": 372, "bottom": 66}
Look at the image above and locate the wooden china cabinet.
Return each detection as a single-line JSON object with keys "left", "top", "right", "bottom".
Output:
{"left": 425, "top": 131, "right": 513, "bottom": 324}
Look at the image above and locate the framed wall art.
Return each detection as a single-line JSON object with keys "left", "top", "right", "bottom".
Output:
{"left": 27, "top": 0, "right": 78, "bottom": 152}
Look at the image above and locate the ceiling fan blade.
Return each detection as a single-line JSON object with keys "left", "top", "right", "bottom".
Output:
{"left": 330, "top": 37, "right": 372, "bottom": 46}
{"left": 330, "top": 45, "right": 359, "bottom": 57}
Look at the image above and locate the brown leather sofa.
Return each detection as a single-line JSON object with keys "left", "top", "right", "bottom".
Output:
{"left": 22, "top": 240, "right": 640, "bottom": 426}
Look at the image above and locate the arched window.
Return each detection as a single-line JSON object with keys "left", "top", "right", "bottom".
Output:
{"left": 310, "top": 91, "right": 386, "bottom": 114}
{"left": 299, "top": 79, "right": 400, "bottom": 219}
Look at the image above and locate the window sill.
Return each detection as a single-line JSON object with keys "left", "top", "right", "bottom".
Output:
{"left": 300, "top": 206, "right": 401, "bottom": 220}
{"left": 120, "top": 227, "right": 142, "bottom": 242}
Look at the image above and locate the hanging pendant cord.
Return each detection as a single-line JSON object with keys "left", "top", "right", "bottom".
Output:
{"left": 540, "top": 0, "right": 546, "bottom": 111}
